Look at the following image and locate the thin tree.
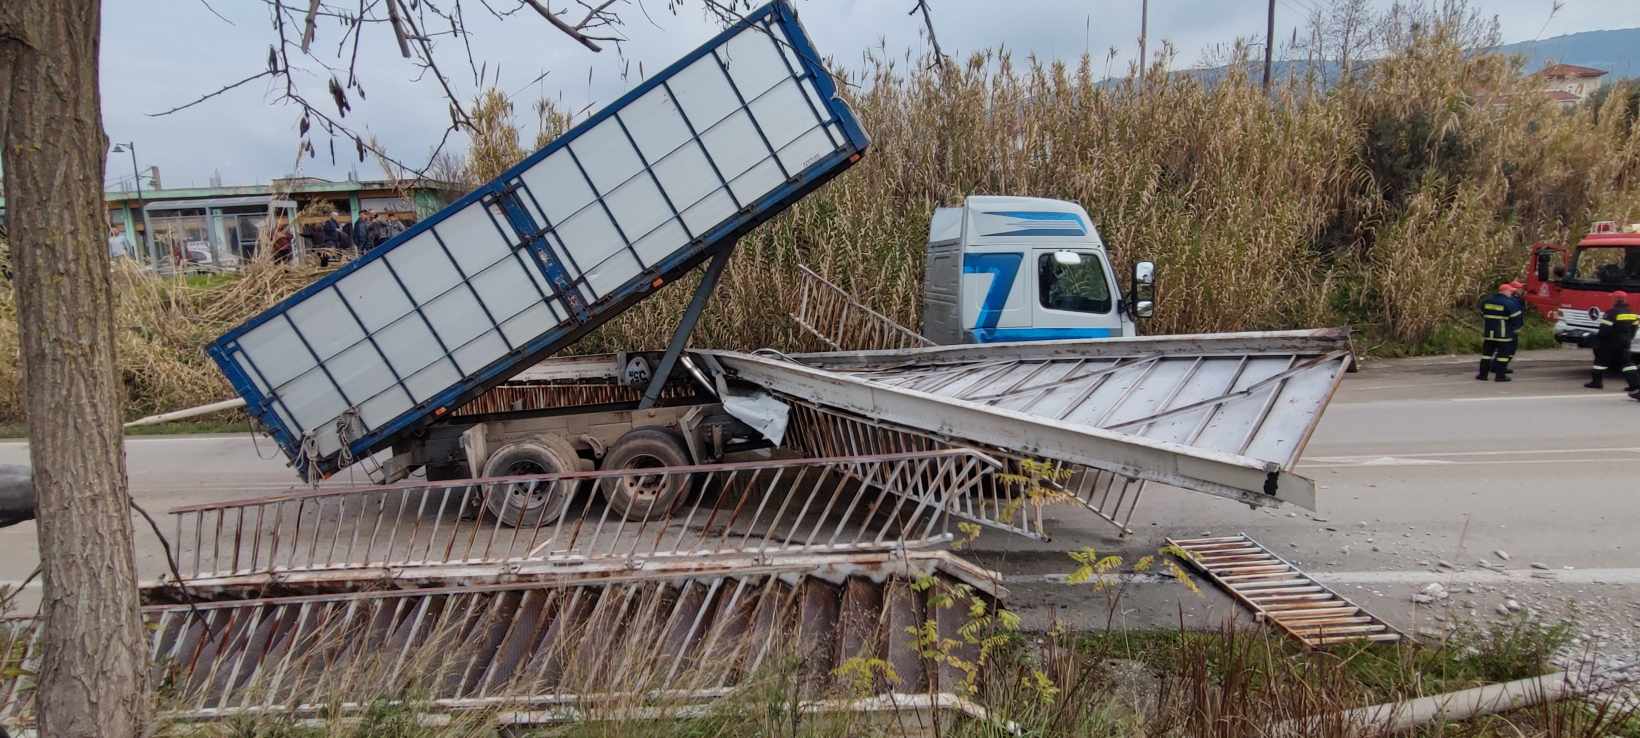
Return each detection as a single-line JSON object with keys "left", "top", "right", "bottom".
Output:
{"left": 0, "top": 1, "right": 149, "bottom": 736}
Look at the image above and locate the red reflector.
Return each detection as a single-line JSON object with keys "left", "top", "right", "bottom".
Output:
{"left": 652, "top": 277, "right": 664, "bottom": 288}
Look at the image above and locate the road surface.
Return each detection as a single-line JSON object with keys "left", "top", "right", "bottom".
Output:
{"left": 986, "top": 346, "right": 1640, "bottom": 657}
{"left": 2, "top": 346, "right": 1637, "bottom": 656}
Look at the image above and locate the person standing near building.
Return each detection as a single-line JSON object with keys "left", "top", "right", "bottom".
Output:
{"left": 107, "top": 223, "right": 132, "bottom": 260}
{"left": 1587, "top": 291, "right": 1639, "bottom": 391}
{"left": 354, "top": 209, "right": 375, "bottom": 250}
{"left": 1478, "top": 282, "right": 1523, "bottom": 382}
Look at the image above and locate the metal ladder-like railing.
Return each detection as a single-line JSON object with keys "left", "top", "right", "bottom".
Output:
{"left": 1167, "top": 534, "right": 1403, "bottom": 649}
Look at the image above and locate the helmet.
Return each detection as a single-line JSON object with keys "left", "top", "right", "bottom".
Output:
{"left": 1615, "top": 291, "right": 1630, "bottom": 301}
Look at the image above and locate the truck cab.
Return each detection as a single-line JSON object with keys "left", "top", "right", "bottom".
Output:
{"left": 921, "top": 196, "right": 1154, "bottom": 344}
{"left": 1525, "top": 221, "right": 1640, "bottom": 355}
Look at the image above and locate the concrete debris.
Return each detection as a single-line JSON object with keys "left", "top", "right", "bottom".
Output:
{"left": 1531, "top": 562, "right": 1551, "bottom": 570}
{"left": 1494, "top": 550, "right": 1511, "bottom": 561}
{"left": 1505, "top": 599, "right": 1524, "bottom": 613}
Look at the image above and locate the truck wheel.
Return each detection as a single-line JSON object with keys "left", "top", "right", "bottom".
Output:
{"left": 479, "top": 437, "right": 580, "bottom": 528}
{"left": 599, "top": 428, "right": 691, "bottom": 521}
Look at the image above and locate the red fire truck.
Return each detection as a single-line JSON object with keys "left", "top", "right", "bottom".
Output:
{"left": 1524, "top": 221, "right": 1640, "bottom": 358}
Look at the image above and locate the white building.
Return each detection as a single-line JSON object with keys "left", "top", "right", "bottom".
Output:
{"left": 1539, "top": 63, "right": 1608, "bottom": 108}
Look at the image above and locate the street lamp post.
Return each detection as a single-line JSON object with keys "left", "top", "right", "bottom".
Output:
{"left": 110, "top": 142, "right": 141, "bottom": 201}
{"left": 110, "top": 142, "right": 143, "bottom": 263}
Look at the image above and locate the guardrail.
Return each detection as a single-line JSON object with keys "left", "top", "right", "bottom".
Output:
{"left": 168, "top": 450, "right": 997, "bottom": 581}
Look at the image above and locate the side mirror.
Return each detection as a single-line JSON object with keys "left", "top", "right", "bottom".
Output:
{"left": 1535, "top": 251, "right": 1552, "bottom": 282}
{"left": 1130, "top": 261, "right": 1156, "bottom": 318}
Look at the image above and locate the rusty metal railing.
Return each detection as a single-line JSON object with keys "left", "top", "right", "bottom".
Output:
{"left": 784, "top": 402, "right": 1147, "bottom": 539}
{"left": 167, "top": 450, "right": 996, "bottom": 581}
{"left": 0, "top": 553, "right": 1004, "bottom": 723}
{"left": 793, "top": 265, "right": 934, "bottom": 352}
{"left": 452, "top": 380, "right": 695, "bottom": 417}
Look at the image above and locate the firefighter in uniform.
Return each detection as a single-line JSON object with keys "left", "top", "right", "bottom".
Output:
{"left": 1586, "top": 291, "right": 1640, "bottom": 392}
{"left": 1478, "top": 282, "right": 1523, "bottom": 382}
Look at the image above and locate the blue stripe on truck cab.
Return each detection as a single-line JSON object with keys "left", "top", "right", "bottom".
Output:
{"left": 971, "top": 327, "right": 1119, "bottom": 343}
{"left": 961, "top": 252, "right": 1022, "bottom": 332}
{"left": 979, "top": 210, "right": 1088, "bottom": 237}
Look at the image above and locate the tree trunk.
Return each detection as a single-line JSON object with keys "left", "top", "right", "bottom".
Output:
{"left": 0, "top": 2, "right": 149, "bottom": 736}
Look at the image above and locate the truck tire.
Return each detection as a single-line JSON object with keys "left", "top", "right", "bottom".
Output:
{"left": 598, "top": 427, "right": 691, "bottom": 521}
{"left": 479, "top": 437, "right": 581, "bottom": 528}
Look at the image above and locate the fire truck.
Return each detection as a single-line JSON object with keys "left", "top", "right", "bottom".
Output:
{"left": 1524, "top": 221, "right": 1640, "bottom": 357}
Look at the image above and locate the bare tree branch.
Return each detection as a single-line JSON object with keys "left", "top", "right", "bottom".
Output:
{"left": 300, "top": 0, "right": 322, "bottom": 51}
{"left": 908, "top": 0, "right": 947, "bottom": 66}
{"left": 197, "top": 0, "right": 235, "bottom": 25}
{"left": 395, "top": 0, "right": 474, "bottom": 128}
{"left": 147, "top": 69, "right": 276, "bottom": 117}
{"left": 519, "top": 0, "right": 608, "bottom": 51}
{"left": 383, "top": 0, "right": 413, "bottom": 57}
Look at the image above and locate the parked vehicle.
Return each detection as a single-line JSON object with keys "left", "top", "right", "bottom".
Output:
{"left": 922, "top": 195, "right": 1154, "bottom": 344}
{"left": 1524, "top": 220, "right": 1640, "bottom": 357}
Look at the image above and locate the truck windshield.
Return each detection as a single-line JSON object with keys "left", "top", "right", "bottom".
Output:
{"left": 1038, "top": 253, "right": 1112, "bottom": 314}
{"left": 1567, "top": 246, "right": 1640, "bottom": 287}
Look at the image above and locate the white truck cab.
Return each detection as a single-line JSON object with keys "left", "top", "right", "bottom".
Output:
{"left": 922, "top": 196, "right": 1154, "bottom": 344}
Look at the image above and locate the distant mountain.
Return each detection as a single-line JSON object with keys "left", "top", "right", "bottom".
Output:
{"left": 1493, "top": 28, "right": 1640, "bottom": 79}
{"left": 1173, "top": 27, "right": 1640, "bottom": 88}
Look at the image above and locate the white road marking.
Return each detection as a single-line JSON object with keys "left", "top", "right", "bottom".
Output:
{"left": 1303, "top": 457, "right": 1616, "bottom": 469}
{"left": 1310, "top": 447, "right": 1640, "bottom": 461}
{"left": 1356, "top": 456, "right": 1451, "bottom": 466}
{"left": 1302, "top": 446, "right": 1640, "bottom": 468}
{"left": 1004, "top": 568, "right": 1640, "bottom": 586}
{"left": 1334, "top": 392, "right": 1617, "bottom": 406}
{"left": 1450, "top": 393, "right": 1624, "bottom": 403}
{"left": 1310, "top": 568, "right": 1640, "bottom": 586}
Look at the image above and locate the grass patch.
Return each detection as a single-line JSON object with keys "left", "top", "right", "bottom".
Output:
{"left": 0, "top": 415, "right": 249, "bottom": 439}
{"left": 1078, "top": 613, "right": 1574, "bottom": 704}
{"left": 1361, "top": 310, "right": 1559, "bottom": 358}
{"left": 181, "top": 273, "right": 238, "bottom": 290}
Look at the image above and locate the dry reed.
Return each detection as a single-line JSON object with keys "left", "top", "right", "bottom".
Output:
{"left": 4, "top": 5, "right": 1640, "bottom": 423}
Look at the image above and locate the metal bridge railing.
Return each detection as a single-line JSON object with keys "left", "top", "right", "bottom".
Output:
{"left": 793, "top": 265, "right": 935, "bottom": 352}
{"left": 167, "top": 450, "right": 997, "bottom": 581}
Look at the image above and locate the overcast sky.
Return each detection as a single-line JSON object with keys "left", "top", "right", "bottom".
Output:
{"left": 99, "top": 0, "right": 1640, "bottom": 190}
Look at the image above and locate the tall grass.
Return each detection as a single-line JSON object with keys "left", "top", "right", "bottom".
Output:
{"left": 582, "top": 8, "right": 1640, "bottom": 355}
{"left": 4, "top": 5, "right": 1640, "bottom": 422}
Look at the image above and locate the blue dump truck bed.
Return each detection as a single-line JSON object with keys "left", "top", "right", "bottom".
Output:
{"left": 208, "top": 1, "right": 868, "bottom": 479}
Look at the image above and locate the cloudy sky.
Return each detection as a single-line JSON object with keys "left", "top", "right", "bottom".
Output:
{"left": 99, "top": 0, "right": 1639, "bottom": 189}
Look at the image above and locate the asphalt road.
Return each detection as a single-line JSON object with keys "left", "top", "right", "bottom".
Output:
{"left": 989, "top": 345, "right": 1640, "bottom": 656}
{"left": 2, "top": 345, "right": 1637, "bottom": 655}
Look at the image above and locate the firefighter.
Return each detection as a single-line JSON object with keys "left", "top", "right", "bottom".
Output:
{"left": 1478, "top": 282, "right": 1523, "bottom": 382}
{"left": 1587, "top": 290, "right": 1639, "bottom": 391}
